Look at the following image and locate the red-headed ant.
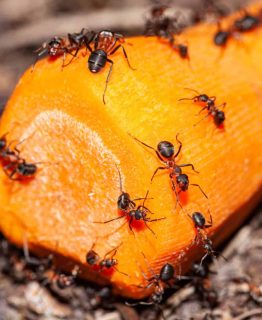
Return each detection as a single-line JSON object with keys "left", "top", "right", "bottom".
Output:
{"left": 144, "top": 5, "right": 189, "bottom": 60}
{"left": 86, "top": 30, "right": 135, "bottom": 104}
{"left": 85, "top": 243, "right": 128, "bottom": 276}
{"left": 131, "top": 134, "right": 207, "bottom": 208}
{"left": 179, "top": 88, "right": 226, "bottom": 126}
{"left": 32, "top": 29, "right": 94, "bottom": 70}
{"left": 94, "top": 164, "right": 166, "bottom": 236}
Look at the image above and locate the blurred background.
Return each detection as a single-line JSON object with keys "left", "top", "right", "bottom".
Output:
{"left": 0, "top": 0, "right": 247, "bottom": 109}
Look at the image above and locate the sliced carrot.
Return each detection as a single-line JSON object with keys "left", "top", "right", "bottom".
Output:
{"left": 0, "top": 3, "right": 261, "bottom": 299}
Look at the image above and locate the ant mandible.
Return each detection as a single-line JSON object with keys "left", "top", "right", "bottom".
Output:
{"left": 179, "top": 88, "right": 226, "bottom": 126}
{"left": 95, "top": 164, "right": 166, "bottom": 236}
{"left": 144, "top": 5, "right": 189, "bottom": 60}
{"left": 86, "top": 30, "right": 135, "bottom": 104}
{"left": 85, "top": 243, "right": 128, "bottom": 276}
{"left": 131, "top": 134, "right": 208, "bottom": 208}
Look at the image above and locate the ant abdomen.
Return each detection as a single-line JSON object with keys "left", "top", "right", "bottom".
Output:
{"left": 88, "top": 50, "right": 107, "bottom": 73}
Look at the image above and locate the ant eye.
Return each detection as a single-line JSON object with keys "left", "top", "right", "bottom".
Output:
{"left": 157, "top": 141, "right": 174, "bottom": 158}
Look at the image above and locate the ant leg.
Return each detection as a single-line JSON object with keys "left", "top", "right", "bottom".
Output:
{"left": 109, "top": 44, "right": 135, "bottom": 70}
{"left": 217, "top": 102, "right": 226, "bottom": 109}
{"left": 113, "top": 266, "right": 129, "bottom": 277}
{"left": 178, "top": 163, "right": 199, "bottom": 174}
{"left": 63, "top": 48, "right": 80, "bottom": 67}
{"left": 196, "top": 106, "right": 208, "bottom": 115}
{"left": 170, "top": 178, "right": 183, "bottom": 210}
{"left": 102, "top": 58, "right": 114, "bottom": 104}
{"left": 129, "top": 135, "right": 164, "bottom": 162}
{"left": 93, "top": 215, "right": 125, "bottom": 224}
{"left": 151, "top": 167, "right": 167, "bottom": 183}
{"left": 143, "top": 221, "right": 156, "bottom": 237}
{"left": 3, "top": 164, "right": 18, "bottom": 181}
{"left": 128, "top": 217, "right": 135, "bottom": 236}
{"left": 174, "top": 133, "right": 182, "bottom": 158}
{"left": 205, "top": 211, "right": 213, "bottom": 228}
{"left": 190, "top": 184, "right": 208, "bottom": 199}
{"left": 31, "top": 49, "right": 47, "bottom": 72}
{"left": 193, "top": 112, "right": 212, "bottom": 127}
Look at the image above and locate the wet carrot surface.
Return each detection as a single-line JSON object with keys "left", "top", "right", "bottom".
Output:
{"left": 0, "top": 3, "right": 262, "bottom": 299}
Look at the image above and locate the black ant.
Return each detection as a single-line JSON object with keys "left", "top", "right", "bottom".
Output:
{"left": 233, "top": 10, "right": 261, "bottom": 33}
{"left": 190, "top": 262, "right": 218, "bottom": 308}
{"left": 213, "top": 23, "right": 232, "bottom": 47}
{"left": 127, "top": 253, "right": 187, "bottom": 306}
{"left": 32, "top": 29, "right": 93, "bottom": 70}
{"left": 86, "top": 30, "right": 135, "bottom": 104}
{"left": 145, "top": 5, "right": 189, "bottom": 60}
{"left": 95, "top": 165, "right": 165, "bottom": 236}
{"left": 179, "top": 88, "right": 226, "bottom": 126}
{"left": 33, "top": 36, "right": 70, "bottom": 70}
{"left": 85, "top": 243, "right": 128, "bottom": 276}
{"left": 3, "top": 158, "right": 38, "bottom": 180}
{"left": 188, "top": 211, "right": 222, "bottom": 265}
{"left": 23, "top": 238, "right": 79, "bottom": 289}
{"left": 131, "top": 134, "right": 207, "bottom": 208}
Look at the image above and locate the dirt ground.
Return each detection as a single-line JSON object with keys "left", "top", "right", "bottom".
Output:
{"left": 0, "top": 0, "right": 261, "bottom": 319}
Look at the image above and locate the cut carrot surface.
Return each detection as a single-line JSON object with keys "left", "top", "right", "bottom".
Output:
{"left": 0, "top": 3, "right": 262, "bottom": 299}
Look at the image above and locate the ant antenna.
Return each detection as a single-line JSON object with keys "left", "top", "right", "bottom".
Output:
{"left": 114, "top": 163, "right": 123, "bottom": 193}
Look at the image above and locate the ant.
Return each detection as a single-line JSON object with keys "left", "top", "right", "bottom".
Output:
{"left": 179, "top": 88, "right": 226, "bottom": 126}
{"left": 3, "top": 158, "right": 38, "bottom": 180}
{"left": 233, "top": 10, "right": 261, "bottom": 33}
{"left": 32, "top": 29, "right": 93, "bottom": 70}
{"left": 23, "top": 238, "right": 79, "bottom": 289}
{"left": 213, "top": 23, "right": 232, "bottom": 47}
{"left": 95, "top": 164, "right": 165, "bottom": 236}
{"left": 127, "top": 253, "right": 187, "bottom": 306}
{"left": 190, "top": 262, "right": 218, "bottom": 308}
{"left": 145, "top": 5, "right": 189, "bottom": 60}
{"left": 188, "top": 211, "right": 223, "bottom": 265}
{"left": 86, "top": 30, "right": 135, "bottom": 104}
{"left": 85, "top": 243, "right": 128, "bottom": 276}
{"left": 131, "top": 134, "right": 207, "bottom": 208}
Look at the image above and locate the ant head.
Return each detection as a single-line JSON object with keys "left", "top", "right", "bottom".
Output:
{"left": 197, "top": 94, "right": 209, "bottom": 104}
{"left": 117, "top": 192, "right": 131, "bottom": 211}
{"left": 157, "top": 141, "right": 174, "bottom": 159}
{"left": 192, "top": 212, "right": 206, "bottom": 228}
{"left": 160, "top": 263, "right": 174, "bottom": 282}
{"left": 214, "top": 110, "right": 225, "bottom": 126}
{"left": 86, "top": 250, "right": 99, "bottom": 265}
{"left": 176, "top": 173, "right": 189, "bottom": 191}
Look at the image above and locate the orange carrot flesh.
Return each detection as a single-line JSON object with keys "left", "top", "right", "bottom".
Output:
{"left": 0, "top": 3, "right": 262, "bottom": 299}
